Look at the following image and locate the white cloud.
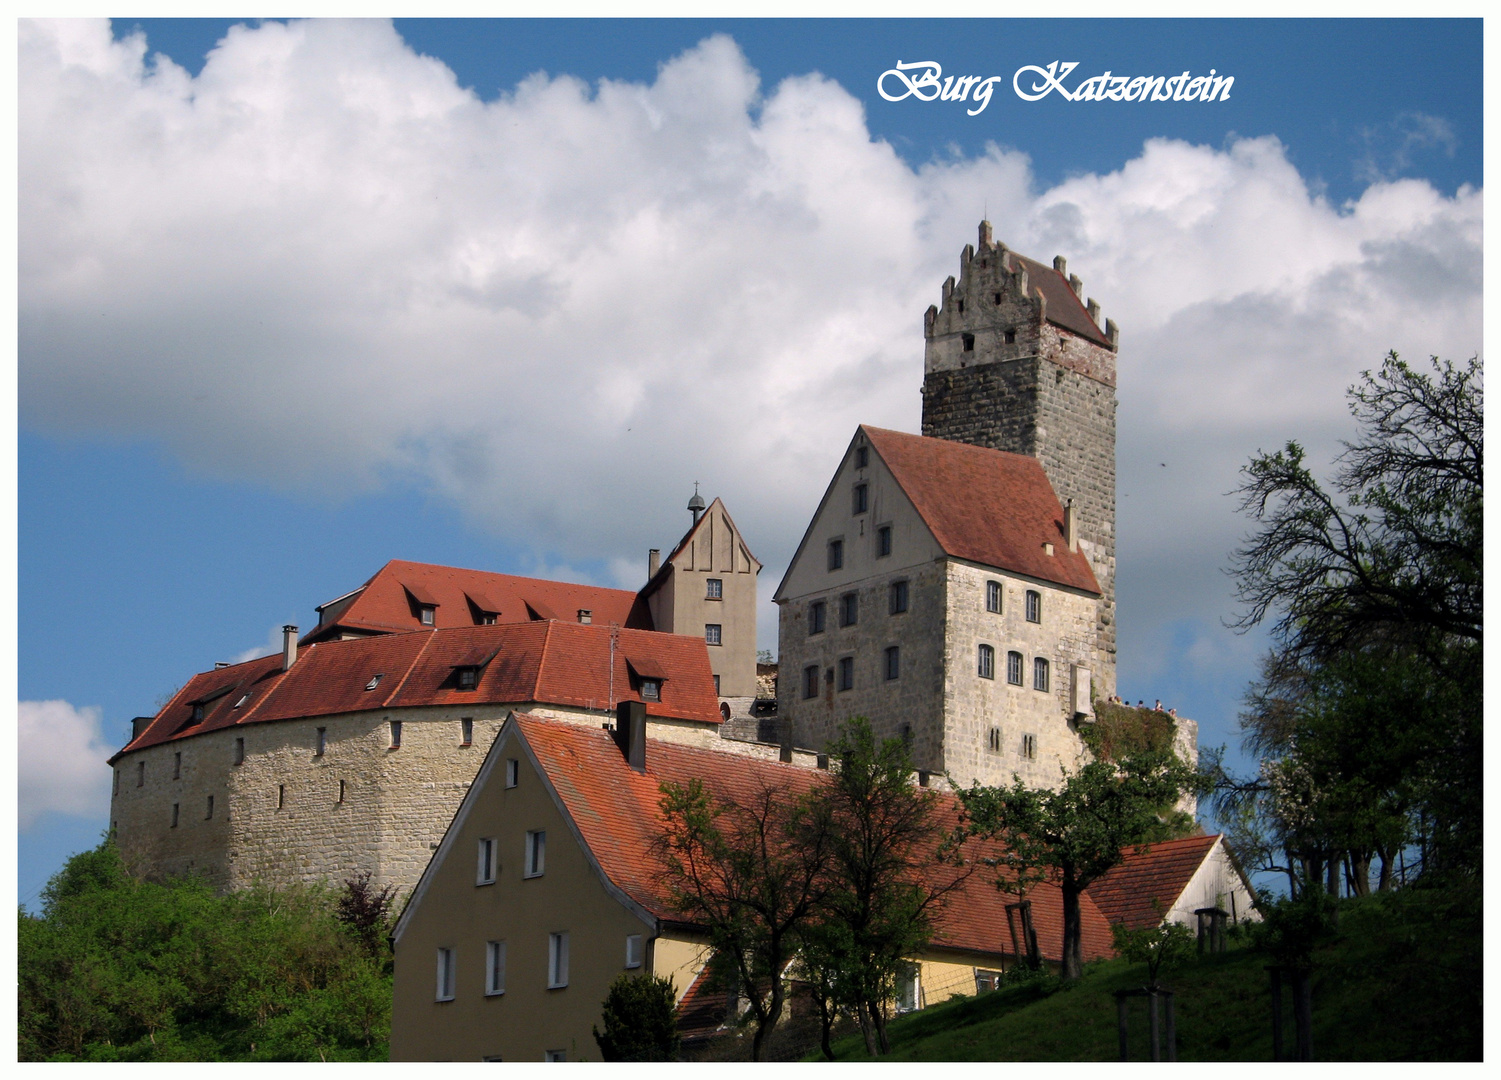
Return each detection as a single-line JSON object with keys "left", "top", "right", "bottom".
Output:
{"left": 19, "top": 18, "right": 1483, "bottom": 656}
{"left": 232, "top": 625, "right": 287, "bottom": 665}
{"left": 18, "top": 700, "right": 116, "bottom": 830}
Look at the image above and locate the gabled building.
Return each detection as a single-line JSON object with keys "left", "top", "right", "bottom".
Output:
{"left": 390, "top": 710, "right": 1118, "bottom": 1062}
{"left": 775, "top": 424, "right": 1103, "bottom": 789}
{"left": 1087, "top": 833, "right": 1258, "bottom": 931}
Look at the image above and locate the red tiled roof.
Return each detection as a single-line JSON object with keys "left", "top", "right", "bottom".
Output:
{"left": 863, "top": 426, "right": 1101, "bottom": 594}
{"left": 517, "top": 715, "right": 1113, "bottom": 965}
{"left": 674, "top": 967, "right": 734, "bottom": 1043}
{"left": 1009, "top": 252, "right": 1114, "bottom": 348}
{"left": 306, "top": 559, "right": 653, "bottom": 642}
{"left": 1085, "top": 833, "right": 1221, "bottom": 931}
{"left": 112, "top": 624, "right": 720, "bottom": 761}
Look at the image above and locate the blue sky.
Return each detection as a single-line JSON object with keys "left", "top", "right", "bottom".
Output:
{"left": 17, "top": 17, "right": 1482, "bottom": 904}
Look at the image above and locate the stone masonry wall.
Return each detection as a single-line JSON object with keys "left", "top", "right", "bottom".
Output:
{"left": 939, "top": 561, "right": 1095, "bottom": 789}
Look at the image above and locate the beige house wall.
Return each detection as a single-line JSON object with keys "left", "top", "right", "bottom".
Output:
{"left": 109, "top": 703, "right": 721, "bottom": 895}
{"left": 390, "top": 726, "right": 653, "bottom": 1062}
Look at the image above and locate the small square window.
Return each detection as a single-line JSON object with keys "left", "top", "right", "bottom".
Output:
{"left": 877, "top": 525, "right": 892, "bottom": 557}
{"left": 837, "top": 656, "right": 854, "bottom": 692}
{"left": 986, "top": 580, "right": 1002, "bottom": 614}
{"left": 420, "top": 606, "right": 436, "bottom": 626}
{"left": 962, "top": 333, "right": 975, "bottom": 352}
{"left": 853, "top": 483, "right": 868, "bottom": 515}
{"left": 840, "top": 592, "right": 858, "bottom": 627}
{"left": 706, "top": 578, "right": 723, "bottom": 599}
{"left": 803, "top": 665, "right": 819, "bottom": 700}
{"left": 1007, "top": 651, "right": 1024, "bottom": 686}
{"left": 808, "top": 601, "right": 826, "bottom": 635}
{"left": 889, "top": 580, "right": 908, "bottom": 615}
{"left": 705, "top": 624, "right": 722, "bottom": 646}
{"left": 389, "top": 720, "right": 402, "bottom": 749}
{"left": 1033, "top": 657, "right": 1050, "bottom": 692}
{"left": 1022, "top": 733, "right": 1037, "bottom": 760}
{"left": 486, "top": 940, "right": 507, "bottom": 996}
{"left": 460, "top": 717, "right": 473, "bottom": 746}
{"left": 1004, "top": 329, "right": 1017, "bottom": 344}
{"left": 828, "top": 539, "right": 844, "bottom": 571}
{"left": 1026, "top": 590, "right": 1042, "bottom": 623}
{"left": 436, "top": 947, "right": 456, "bottom": 1001}
{"left": 855, "top": 445, "right": 868, "bottom": 469}
{"left": 191, "top": 703, "right": 205, "bottom": 723}
{"left": 505, "top": 759, "right": 519, "bottom": 789}
{"left": 640, "top": 678, "right": 661, "bottom": 701}
{"left": 626, "top": 934, "right": 644, "bottom": 969}
{"left": 457, "top": 667, "right": 479, "bottom": 690}
{"left": 478, "top": 837, "right": 497, "bottom": 884}
{"left": 548, "top": 932, "right": 569, "bottom": 988}
{"left": 525, "top": 830, "right": 546, "bottom": 878}
{"left": 978, "top": 644, "right": 996, "bottom": 680}
{"left": 884, "top": 646, "right": 900, "bottom": 681}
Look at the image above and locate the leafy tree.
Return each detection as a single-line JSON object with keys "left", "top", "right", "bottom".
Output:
{"left": 592, "top": 972, "right": 681, "bottom": 1061}
{"left": 799, "top": 719, "right": 964, "bottom": 1056}
{"left": 335, "top": 870, "right": 397, "bottom": 965}
{"left": 958, "top": 747, "right": 1196, "bottom": 980}
{"left": 654, "top": 775, "right": 832, "bottom": 1061}
{"left": 1227, "top": 353, "right": 1481, "bottom": 880}
{"left": 1110, "top": 908, "right": 1195, "bottom": 989}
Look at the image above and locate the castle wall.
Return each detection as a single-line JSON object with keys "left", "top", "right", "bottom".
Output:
{"left": 938, "top": 561, "right": 1095, "bottom": 789}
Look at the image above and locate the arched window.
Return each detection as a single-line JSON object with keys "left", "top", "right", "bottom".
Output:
{"left": 1025, "top": 590, "right": 1042, "bottom": 623}
{"left": 1033, "top": 657, "right": 1050, "bottom": 692}
{"left": 1007, "top": 651, "right": 1023, "bottom": 685}
{"left": 977, "top": 644, "right": 995, "bottom": 680}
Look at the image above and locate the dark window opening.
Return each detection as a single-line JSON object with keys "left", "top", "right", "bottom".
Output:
{"left": 1004, "top": 329, "right": 1017, "bottom": 344}
{"left": 877, "top": 525, "right": 892, "bottom": 557}
{"left": 803, "top": 665, "right": 819, "bottom": 700}
{"left": 1026, "top": 590, "right": 1042, "bottom": 623}
{"left": 962, "top": 333, "right": 975, "bottom": 352}
{"left": 171, "top": 803, "right": 179, "bottom": 828}
{"left": 1007, "top": 651, "right": 1024, "bottom": 686}
{"left": 389, "top": 720, "right": 402, "bottom": 749}
{"left": 640, "top": 678, "right": 661, "bottom": 701}
{"left": 853, "top": 483, "right": 868, "bottom": 515}
{"left": 837, "top": 656, "right": 854, "bottom": 692}
{"left": 173, "top": 752, "right": 182, "bottom": 779}
{"left": 855, "top": 445, "right": 868, "bottom": 469}
{"left": 884, "top": 646, "right": 900, "bottom": 681}
{"left": 1034, "top": 657, "right": 1050, "bottom": 692}
{"left": 457, "top": 667, "right": 479, "bottom": 690}
{"left": 205, "top": 795, "right": 214, "bottom": 820}
{"left": 978, "top": 644, "right": 996, "bottom": 680}
{"left": 986, "top": 580, "right": 1002, "bottom": 613}
{"left": 889, "top": 580, "right": 908, "bottom": 615}
{"left": 827, "top": 538, "right": 843, "bottom": 571}
{"left": 809, "top": 600, "right": 826, "bottom": 635}
{"left": 840, "top": 592, "right": 858, "bottom": 627}
{"left": 987, "top": 727, "right": 1001, "bottom": 753}
{"left": 1022, "top": 734, "right": 1037, "bottom": 759}
{"left": 460, "top": 718, "right": 473, "bottom": 746}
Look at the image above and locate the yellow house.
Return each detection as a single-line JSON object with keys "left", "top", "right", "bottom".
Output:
{"left": 389, "top": 709, "right": 1128, "bottom": 1061}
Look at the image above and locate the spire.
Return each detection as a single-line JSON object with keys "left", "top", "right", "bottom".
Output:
{"left": 688, "top": 482, "right": 706, "bottom": 525}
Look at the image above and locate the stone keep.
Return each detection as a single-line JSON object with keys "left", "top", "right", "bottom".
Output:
{"left": 921, "top": 221, "right": 1118, "bottom": 699}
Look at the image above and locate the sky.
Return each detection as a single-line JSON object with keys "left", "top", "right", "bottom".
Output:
{"left": 16, "top": 17, "right": 1483, "bottom": 905}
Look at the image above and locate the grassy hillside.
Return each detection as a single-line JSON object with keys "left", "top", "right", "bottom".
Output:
{"left": 824, "top": 883, "right": 1480, "bottom": 1061}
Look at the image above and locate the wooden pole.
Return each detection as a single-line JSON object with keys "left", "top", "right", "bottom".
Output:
{"left": 1164, "top": 991, "right": 1177, "bottom": 1062}
{"left": 1148, "top": 990, "right": 1161, "bottom": 1062}
{"left": 1269, "top": 966, "right": 1284, "bottom": 1061}
{"left": 1293, "top": 968, "right": 1313, "bottom": 1061}
{"left": 1116, "top": 993, "right": 1129, "bottom": 1061}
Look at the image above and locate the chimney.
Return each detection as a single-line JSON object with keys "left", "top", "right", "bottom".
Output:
{"left": 577, "top": 609, "right": 592, "bottom": 624}
{"left": 281, "top": 625, "right": 299, "bottom": 671}
{"left": 648, "top": 548, "right": 661, "bottom": 578}
{"left": 1064, "top": 499, "right": 1078, "bottom": 552}
{"left": 614, "top": 700, "right": 646, "bottom": 772}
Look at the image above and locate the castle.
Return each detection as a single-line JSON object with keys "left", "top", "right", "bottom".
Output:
{"left": 107, "top": 222, "right": 1194, "bottom": 895}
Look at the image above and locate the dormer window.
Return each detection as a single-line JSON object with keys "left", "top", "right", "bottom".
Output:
{"left": 457, "top": 667, "right": 479, "bottom": 691}
{"left": 420, "top": 605, "right": 435, "bottom": 626}
{"left": 191, "top": 703, "right": 205, "bottom": 723}
{"left": 640, "top": 678, "right": 661, "bottom": 701}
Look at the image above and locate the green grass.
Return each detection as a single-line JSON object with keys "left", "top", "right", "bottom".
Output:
{"left": 822, "top": 883, "right": 1480, "bottom": 1061}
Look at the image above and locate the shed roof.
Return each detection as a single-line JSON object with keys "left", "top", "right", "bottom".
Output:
{"left": 1084, "top": 833, "right": 1223, "bottom": 931}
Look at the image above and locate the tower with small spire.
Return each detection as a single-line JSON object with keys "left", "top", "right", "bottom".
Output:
{"left": 920, "top": 221, "right": 1118, "bottom": 697}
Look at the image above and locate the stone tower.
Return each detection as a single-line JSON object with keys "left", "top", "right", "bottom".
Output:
{"left": 920, "top": 221, "right": 1118, "bottom": 698}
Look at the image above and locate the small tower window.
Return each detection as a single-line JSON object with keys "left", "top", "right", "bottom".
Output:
{"left": 337, "top": 779, "right": 345, "bottom": 804}
{"left": 173, "top": 751, "right": 182, "bottom": 780}
{"left": 205, "top": 795, "right": 214, "bottom": 820}
{"left": 978, "top": 644, "right": 996, "bottom": 680}
{"left": 853, "top": 483, "right": 868, "bottom": 515}
{"left": 315, "top": 727, "right": 326, "bottom": 756}
{"left": 1026, "top": 590, "right": 1042, "bottom": 623}
{"left": 171, "top": 803, "right": 179, "bottom": 828}
{"left": 987, "top": 727, "right": 1002, "bottom": 753}
{"left": 277, "top": 784, "right": 285, "bottom": 809}
{"left": 505, "top": 759, "right": 519, "bottom": 788}
{"left": 478, "top": 837, "right": 497, "bottom": 884}
{"left": 855, "top": 445, "right": 869, "bottom": 469}
{"left": 233, "top": 737, "right": 244, "bottom": 766}
{"left": 962, "top": 333, "right": 975, "bottom": 352}
{"left": 389, "top": 721, "right": 402, "bottom": 749}
{"left": 1033, "top": 657, "right": 1050, "bottom": 692}
{"left": 460, "top": 718, "right": 473, "bottom": 747}
{"left": 137, "top": 761, "right": 145, "bottom": 787}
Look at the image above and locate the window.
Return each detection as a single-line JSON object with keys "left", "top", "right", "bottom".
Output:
{"left": 1026, "top": 590, "right": 1041, "bottom": 623}
{"left": 626, "top": 934, "right": 644, "bottom": 969}
{"left": 548, "top": 932, "right": 569, "bottom": 988}
{"left": 457, "top": 667, "right": 479, "bottom": 690}
{"left": 477, "top": 838, "right": 497, "bottom": 884}
{"left": 840, "top": 592, "right": 858, "bottom": 627}
{"left": 976, "top": 969, "right": 1003, "bottom": 993}
{"left": 877, "top": 524, "right": 892, "bottom": 557}
{"left": 277, "top": 784, "right": 285, "bottom": 809}
{"left": 853, "top": 483, "right": 868, "bottom": 515}
{"left": 480, "top": 614, "right": 497, "bottom": 625}
{"left": 896, "top": 963, "right": 921, "bottom": 1012}
{"left": 191, "top": 703, "right": 205, "bottom": 723}
{"left": 137, "top": 761, "right": 145, "bottom": 787}
{"left": 486, "top": 940, "right": 507, "bottom": 996}
{"left": 838, "top": 656, "right": 854, "bottom": 692}
{"left": 706, "top": 578, "right": 723, "bottom": 599}
{"left": 174, "top": 752, "right": 182, "bottom": 779}
{"left": 525, "top": 830, "right": 546, "bottom": 878}
{"left": 234, "top": 693, "right": 250, "bottom": 708}
{"left": 705, "top": 624, "right": 722, "bottom": 646}
{"left": 1022, "top": 734, "right": 1037, "bottom": 760}
{"left": 855, "top": 445, "right": 868, "bottom": 469}
{"left": 436, "top": 947, "right": 456, "bottom": 1001}
{"left": 827, "top": 539, "right": 843, "bottom": 571}
{"left": 389, "top": 720, "right": 402, "bottom": 749}
{"left": 884, "top": 646, "right": 900, "bottom": 681}
{"left": 171, "top": 803, "right": 179, "bottom": 828}
{"left": 987, "top": 727, "right": 1002, "bottom": 753}
{"left": 505, "top": 759, "right": 519, "bottom": 789}
{"left": 205, "top": 795, "right": 214, "bottom": 819}
{"left": 962, "top": 333, "right": 975, "bottom": 352}
{"left": 978, "top": 644, "right": 995, "bottom": 680}
{"left": 803, "top": 665, "right": 819, "bottom": 700}
{"left": 808, "top": 601, "right": 826, "bottom": 635}
{"left": 365, "top": 674, "right": 383, "bottom": 691}
{"left": 1007, "top": 651, "right": 1023, "bottom": 686}
{"left": 713, "top": 675, "right": 720, "bottom": 695}
{"left": 889, "top": 579, "right": 908, "bottom": 615}
{"left": 113, "top": 770, "right": 119, "bottom": 795}
{"left": 420, "top": 605, "right": 436, "bottom": 626}
{"left": 315, "top": 727, "right": 326, "bottom": 756}
{"left": 1033, "top": 657, "right": 1050, "bottom": 692}
{"left": 545, "top": 1051, "right": 567, "bottom": 1063}
{"left": 986, "top": 580, "right": 1002, "bottom": 613}
{"left": 233, "top": 737, "right": 244, "bottom": 765}
{"left": 640, "top": 678, "right": 661, "bottom": 701}
{"left": 1004, "top": 329, "right": 1017, "bottom": 344}
{"left": 461, "top": 718, "right": 473, "bottom": 746}
{"left": 337, "top": 779, "right": 345, "bottom": 804}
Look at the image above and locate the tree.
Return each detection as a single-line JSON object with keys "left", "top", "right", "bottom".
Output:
{"left": 957, "top": 747, "right": 1196, "bottom": 980}
{"left": 800, "top": 719, "right": 965, "bottom": 1056}
{"left": 335, "top": 871, "right": 397, "bottom": 965}
{"left": 1228, "top": 353, "right": 1481, "bottom": 879}
{"left": 592, "top": 973, "right": 680, "bottom": 1062}
{"left": 1110, "top": 911, "right": 1195, "bottom": 989}
{"left": 654, "top": 776, "right": 832, "bottom": 1061}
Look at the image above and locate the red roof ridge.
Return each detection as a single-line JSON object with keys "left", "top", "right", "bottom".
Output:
{"left": 376, "top": 629, "right": 436, "bottom": 701}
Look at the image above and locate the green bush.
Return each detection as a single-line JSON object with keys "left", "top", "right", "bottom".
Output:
{"left": 593, "top": 972, "right": 681, "bottom": 1062}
